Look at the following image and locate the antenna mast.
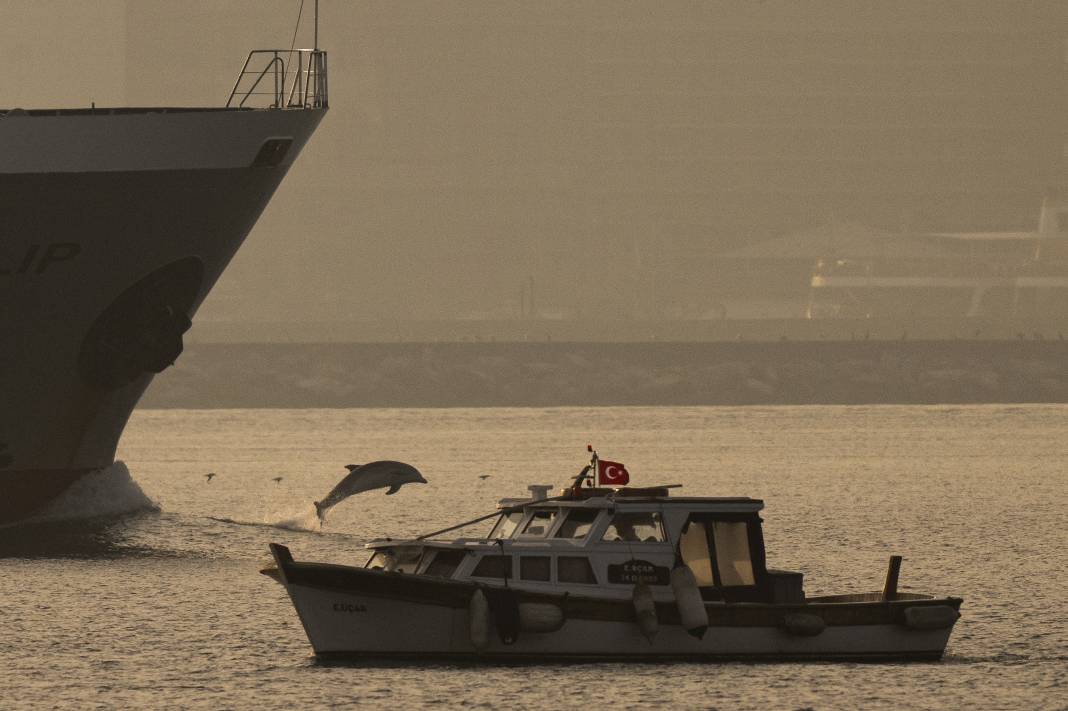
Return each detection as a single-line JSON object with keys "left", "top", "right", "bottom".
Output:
{"left": 314, "top": 0, "right": 319, "bottom": 50}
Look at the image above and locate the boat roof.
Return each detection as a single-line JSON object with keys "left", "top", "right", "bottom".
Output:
{"left": 498, "top": 486, "right": 763, "bottom": 512}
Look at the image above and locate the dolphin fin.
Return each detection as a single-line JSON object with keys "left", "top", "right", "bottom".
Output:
{"left": 345, "top": 464, "right": 363, "bottom": 472}
{"left": 385, "top": 483, "right": 402, "bottom": 495}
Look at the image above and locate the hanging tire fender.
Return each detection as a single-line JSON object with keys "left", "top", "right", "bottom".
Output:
{"left": 903, "top": 605, "right": 960, "bottom": 631}
{"left": 632, "top": 582, "right": 659, "bottom": 643}
{"left": 468, "top": 588, "right": 490, "bottom": 651}
{"left": 781, "top": 612, "right": 826, "bottom": 637}
{"left": 518, "top": 602, "right": 566, "bottom": 633}
{"left": 670, "top": 565, "right": 709, "bottom": 639}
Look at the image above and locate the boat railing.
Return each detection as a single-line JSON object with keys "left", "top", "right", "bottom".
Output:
{"left": 227, "top": 49, "right": 328, "bottom": 109}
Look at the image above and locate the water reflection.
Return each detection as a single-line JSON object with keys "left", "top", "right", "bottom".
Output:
{"left": 0, "top": 510, "right": 177, "bottom": 559}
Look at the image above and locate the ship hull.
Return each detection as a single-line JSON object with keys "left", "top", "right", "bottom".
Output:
{"left": 0, "top": 107, "right": 325, "bottom": 523}
{"left": 267, "top": 552, "right": 961, "bottom": 662}
{"left": 291, "top": 585, "right": 956, "bottom": 662}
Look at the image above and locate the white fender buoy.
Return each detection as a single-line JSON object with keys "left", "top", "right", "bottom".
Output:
{"left": 518, "top": 602, "right": 565, "bottom": 633}
{"left": 782, "top": 613, "right": 825, "bottom": 637}
{"left": 904, "top": 605, "right": 960, "bottom": 631}
{"left": 632, "top": 583, "right": 658, "bottom": 643}
{"left": 469, "top": 589, "right": 490, "bottom": 651}
{"left": 670, "top": 565, "right": 708, "bottom": 639}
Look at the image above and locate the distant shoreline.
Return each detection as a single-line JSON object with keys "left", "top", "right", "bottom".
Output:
{"left": 140, "top": 340, "right": 1068, "bottom": 409}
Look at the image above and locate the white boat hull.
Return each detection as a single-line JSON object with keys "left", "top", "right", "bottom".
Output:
{"left": 284, "top": 583, "right": 954, "bottom": 661}
{"left": 269, "top": 547, "right": 960, "bottom": 663}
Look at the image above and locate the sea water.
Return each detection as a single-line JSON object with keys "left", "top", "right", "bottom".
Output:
{"left": 1, "top": 405, "right": 1065, "bottom": 709}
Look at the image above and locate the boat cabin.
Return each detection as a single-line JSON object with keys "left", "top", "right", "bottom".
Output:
{"left": 365, "top": 485, "right": 804, "bottom": 603}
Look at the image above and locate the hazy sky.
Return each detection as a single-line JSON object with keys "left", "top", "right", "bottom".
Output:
{"left": 4, "top": 1, "right": 1067, "bottom": 326}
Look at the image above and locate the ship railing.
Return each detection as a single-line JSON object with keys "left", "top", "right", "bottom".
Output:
{"left": 227, "top": 49, "right": 328, "bottom": 110}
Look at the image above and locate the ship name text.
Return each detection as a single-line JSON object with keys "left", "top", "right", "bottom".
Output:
{"left": 0, "top": 243, "right": 81, "bottom": 276}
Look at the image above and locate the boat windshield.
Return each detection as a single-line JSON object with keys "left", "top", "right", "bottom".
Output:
{"left": 424, "top": 550, "right": 465, "bottom": 579}
{"left": 489, "top": 511, "right": 524, "bottom": 539}
{"left": 366, "top": 546, "right": 424, "bottom": 573}
{"left": 554, "top": 509, "right": 600, "bottom": 539}
{"left": 517, "top": 509, "right": 558, "bottom": 538}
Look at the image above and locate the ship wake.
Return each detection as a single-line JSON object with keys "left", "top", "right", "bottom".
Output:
{"left": 25, "top": 461, "right": 159, "bottom": 524}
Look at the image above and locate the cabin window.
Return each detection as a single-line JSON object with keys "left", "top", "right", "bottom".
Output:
{"left": 712, "top": 521, "right": 755, "bottom": 586}
{"left": 424, "top": 550, "right": 465, "bottom": 579}
{"left": 679, "top": 521, "right": 716, "bottom": 586}
{"left": 471, "top": 555, "right": 512, "bottom": 579}
{"left": 489, "top": 511, "right": 524, "bottom": 539}
{"left": 554, "top": 509, "right": 600, "bottom": 539}
{"left": 557, "top": 556, "right": 597, "bottom": 584}
{"left": 601, "top": 512, "right": 665, "bottom": 543}
{"left": 520, "top": 556, "right": 551, "bottom": 582}
{"left": 517, "top": 510, "right": 557, "bottom": 538}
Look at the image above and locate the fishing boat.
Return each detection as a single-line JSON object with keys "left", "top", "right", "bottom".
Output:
{"left": 264, "top": 452, "right": 962, "bottom": 662}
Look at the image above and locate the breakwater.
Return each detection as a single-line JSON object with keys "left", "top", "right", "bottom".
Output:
{"left": 140, "top": 340, "right": 1068, "bottom": 408}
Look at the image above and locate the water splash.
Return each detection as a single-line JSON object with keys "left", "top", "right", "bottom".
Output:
{"left": 267, "top": 504, "right": 323, "bottom": 532}
{"left": 26, "top": 461, "right": 158, "bottom": 524}
{"left": 209, "top": 504, "right": 323, "bottom": 533}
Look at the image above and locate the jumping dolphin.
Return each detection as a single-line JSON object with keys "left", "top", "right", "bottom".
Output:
{"left": 313, "top": 461, "right": 427, "bottom": 521}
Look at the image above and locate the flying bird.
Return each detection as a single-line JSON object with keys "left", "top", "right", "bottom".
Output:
{"left": 478, "top": 474, "right": 491, "bottom": 480}
{"left": 205, "top": 473, "right": 215, "bottom": 482}
{"left": 272, "top": 476, "right": 283, "bottom": 483}
{"left": 313, "top": 461, "right": 427, "bottom": 522}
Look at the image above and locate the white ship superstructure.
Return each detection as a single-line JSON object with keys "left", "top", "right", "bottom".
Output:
{"left": 0, "top": 49, "right": 327, "bottom": 523}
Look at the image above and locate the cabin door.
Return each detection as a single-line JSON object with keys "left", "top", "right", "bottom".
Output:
{"left": 678, "top": 517, "right": 757, "bottom": 589}
{"left": 678, "top": 520, "right": 717, "bottom": 586}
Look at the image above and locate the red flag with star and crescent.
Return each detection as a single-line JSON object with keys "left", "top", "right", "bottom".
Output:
{"left": 597, "top": 459, "right": 630, "bottom": 486}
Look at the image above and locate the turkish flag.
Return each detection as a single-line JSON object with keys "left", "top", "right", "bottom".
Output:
{"left": 597, "top": 459, "right": 630, "bottom": 486}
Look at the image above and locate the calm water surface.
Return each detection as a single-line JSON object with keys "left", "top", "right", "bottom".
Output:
{"left": 1, "top": 405, "right": 1065, "bottom": 709}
